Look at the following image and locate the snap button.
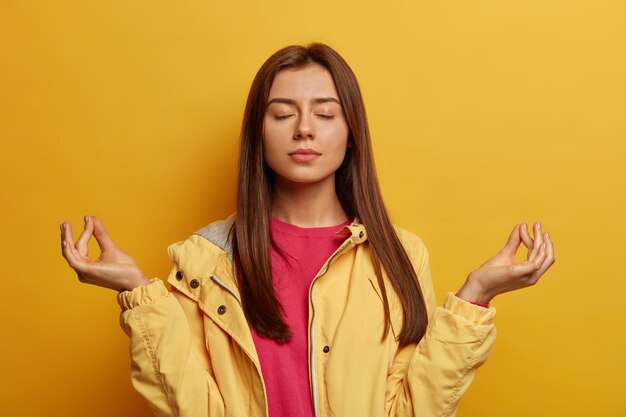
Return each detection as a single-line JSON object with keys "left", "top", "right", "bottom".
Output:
{"left": 217, "top": 305, "right": 227, "bottom": 315}
{"left": 190, "top": 279, "right": 200, "bottom": 289}
{"left": 175, "top": 271, "right": 183, "bottom": 280}
{"left": 323, "top": 345, "right": 330, "bottom": 353}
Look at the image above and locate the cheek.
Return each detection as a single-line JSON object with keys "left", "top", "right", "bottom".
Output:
{"left": 333, "top": 143, "right": 349, "bottom": 164}
{"left": 262, "top": 118, "right": 288, "bottom": 144}
{"left": 329, "top": 124, "right": 350, "bottom": 154}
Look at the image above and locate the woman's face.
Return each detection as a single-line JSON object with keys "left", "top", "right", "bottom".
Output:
{"left": 262, "top": 63, "right": 349, "bottom": 190}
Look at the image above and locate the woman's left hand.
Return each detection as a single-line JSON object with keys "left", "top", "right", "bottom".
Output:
{"left": 456, "top": 222, "right": 555, "bottom": 305}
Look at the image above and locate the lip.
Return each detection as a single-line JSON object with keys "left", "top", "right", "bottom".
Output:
{"left": 288, "top": 148, "right": 321, "bottom": 156}
{"left": 289, "top": 148, "right": 321, "bottom": 162}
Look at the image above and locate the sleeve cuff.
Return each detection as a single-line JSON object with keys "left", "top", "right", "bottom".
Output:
{"left": 117, "top": 278, "right": 169, "bottom": 311}
{"left": 443, "top": 292, "right": 496, "bottom": 325}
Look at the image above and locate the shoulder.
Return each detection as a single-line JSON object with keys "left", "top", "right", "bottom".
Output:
{"left": 165, "top": 216, "right": 237, "bottom": 295}
{"left": 167, "top": 214, "right": 235, "bottom": 260}
{"left": 194, "top": 213, "right": 235, "bottom": 254}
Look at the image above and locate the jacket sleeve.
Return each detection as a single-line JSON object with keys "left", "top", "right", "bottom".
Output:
{"left": 118, "top": 279, "right": 221, "bottom": 417}
{"left": 385, "top": 238, "right": 497, "bottom": 417}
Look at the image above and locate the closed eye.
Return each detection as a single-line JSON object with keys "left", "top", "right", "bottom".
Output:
{"left": 273, "top": 114, "right": 294, "bottom": 120}
{"left": 317, "top": 114, "right": 335, "bottom": 119}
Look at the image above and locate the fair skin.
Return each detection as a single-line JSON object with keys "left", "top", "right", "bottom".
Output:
{"left": 60, "top": 63, "right": 555, "bottom": 304}
{"left": 263, "top": 64, "right": 349, "bottom": 228}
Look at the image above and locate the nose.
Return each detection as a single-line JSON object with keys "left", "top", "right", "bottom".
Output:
{"left": 294, "top": 113, "right": 315, "bottom": 140}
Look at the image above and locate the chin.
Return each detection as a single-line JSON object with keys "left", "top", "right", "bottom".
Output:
{"left": 273, "top": 172, "right": 336, "bottom": 188}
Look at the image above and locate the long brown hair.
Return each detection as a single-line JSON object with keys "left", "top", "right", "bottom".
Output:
{"left": 233, "top": 43, "right": 428, "bottom": 345}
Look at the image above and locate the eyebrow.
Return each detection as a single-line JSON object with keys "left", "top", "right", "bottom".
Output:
{"left": 266, "top": 97, "right": 341, "bottom": 106}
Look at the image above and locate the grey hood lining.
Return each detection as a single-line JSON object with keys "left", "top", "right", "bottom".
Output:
{"left": 193, "top": 214, "right": 235, "bottom": 262}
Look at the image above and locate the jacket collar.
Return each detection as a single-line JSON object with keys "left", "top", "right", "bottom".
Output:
{"left": 339, "top": 218, "right": 368, "bottom": 245}
{"left": 194, "top": 214, "right": 369, "bottom": 257}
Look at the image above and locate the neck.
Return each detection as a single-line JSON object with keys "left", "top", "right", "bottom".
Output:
{"left": 271, "top": 176, "right": 348, "bottom": 228}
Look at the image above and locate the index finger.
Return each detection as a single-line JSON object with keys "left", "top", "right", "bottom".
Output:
{"left": 75, "top": 216, "right": 95, "bottom": 258}
{"left": 528, "top": 222, "right": 545, "bottom": 262}
{"left": 519, "top": 223, "right": 534, "bottom": 250}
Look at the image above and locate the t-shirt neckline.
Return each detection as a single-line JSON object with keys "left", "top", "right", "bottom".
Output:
{"left": 270, "top": 216, "right": 352, "bottom": 237}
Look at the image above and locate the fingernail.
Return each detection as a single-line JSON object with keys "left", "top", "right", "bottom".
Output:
{"left": 84, "top": 216, "right": 89, "bottom": 224}
{"left": 537, "top": 222, "right": 542, "bottom": 229}
{"left": 62, "top": 240, "right": 66, "bottom": 247}
{"left": 545, "top": 232, "right": 550, "bottom": 239}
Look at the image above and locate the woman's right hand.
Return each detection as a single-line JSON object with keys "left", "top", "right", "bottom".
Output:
{"left": 60, "top": 216, "right": 150, "bottom": 292}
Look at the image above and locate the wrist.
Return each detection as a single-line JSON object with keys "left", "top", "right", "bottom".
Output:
{"left": 456, "top": 275, "right": 493, "bottom": 305}
{"left": 125, "top": 273, "right": 150, "bottom": 291}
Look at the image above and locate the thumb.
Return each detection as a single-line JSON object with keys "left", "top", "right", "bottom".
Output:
{"left": 92, "top": 216, "right": 116, "bottom": 251}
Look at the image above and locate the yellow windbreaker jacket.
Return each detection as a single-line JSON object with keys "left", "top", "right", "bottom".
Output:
{"left": 117, "top": 217, "right": 497, "bottom": 417}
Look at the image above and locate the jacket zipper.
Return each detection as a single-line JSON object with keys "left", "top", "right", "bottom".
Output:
{"left": 212, "top": 233, "right": 357, "bottom": 417}
{"left": 309, "top": 238, "right": 353, "bottom": 417}
{"left": 210, "top": 275, "right": 242, "bottom": 304}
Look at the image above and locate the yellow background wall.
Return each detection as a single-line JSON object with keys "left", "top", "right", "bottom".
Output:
{"left": 1, "top": 1, "right": 624, "bottom": 416}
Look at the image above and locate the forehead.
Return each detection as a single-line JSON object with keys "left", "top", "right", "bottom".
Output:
{"left": 268, "top": 63, "right": 339, "bottom": 101}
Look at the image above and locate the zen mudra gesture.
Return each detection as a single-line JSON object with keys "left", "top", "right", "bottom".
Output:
{"left": 61, "top": 43, "right": 555, "bottom": 417}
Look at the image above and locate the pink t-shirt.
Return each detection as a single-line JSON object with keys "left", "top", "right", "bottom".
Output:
{"left": 251, "top": 216, "right": 351, "bottom": 417}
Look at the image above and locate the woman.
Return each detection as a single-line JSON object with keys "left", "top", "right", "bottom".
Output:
{"left": 60, "top": 43, "right": 554, "bottom": 417}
